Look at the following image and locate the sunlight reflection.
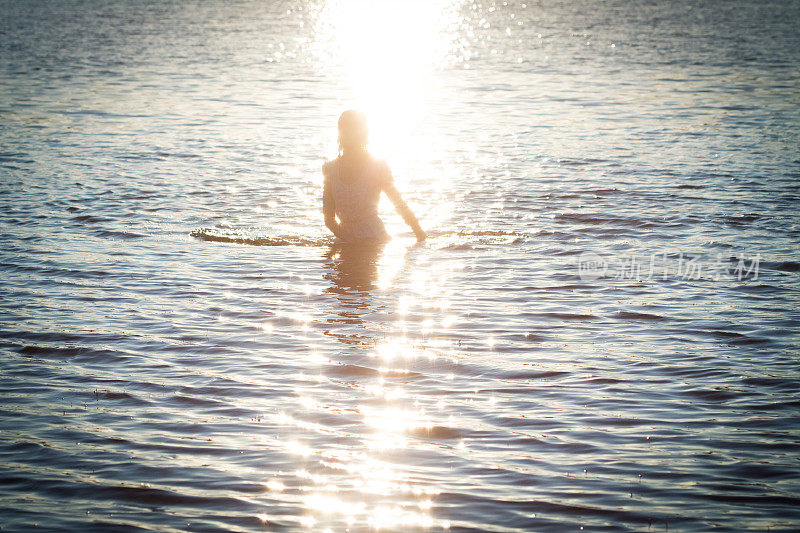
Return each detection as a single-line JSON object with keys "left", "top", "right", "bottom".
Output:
{"left": 369, "top": 505, "right": 435, "bottom": 529}
{"left": 304, "top": 494, "right": 366, "bottom": 521}
{"left": 285, "top": 6, "right": 471, "bottom": 528}
{"left": 298, "top": 515, "right": 316, "bottom": 528}
{"left": 397, "top": 295, "right": 414, "bottom": 315}
{"left": 285, "top": 440, "right": 313, "bottom": 457}
{"left": 376, "top": 238, "right": 410, "bottom": 290}
{"left": 365, "top": 383, "right": 407, "bottom": 401}
{"left": 372, "top": 339, "right": 410, "bottom": 360}
{"left": 361, "top": 405, "right": 432, "bottom": 434}
{"left": 275, "top": 411, "right": 327, "bottom": 434}
{"left": 265, "top": 478, "right": 285, "bottom": 493}
{"left": 300, "top": 493, "right": 439, "bottom": 530}
{"left": 365, "top": 432, "right": 408, "bottom": 451}
{"left": 296, "top": 446, "right": 445, "bottom": 528}
{"left": 314, "top": 0, "right": 457, "bottom": 158}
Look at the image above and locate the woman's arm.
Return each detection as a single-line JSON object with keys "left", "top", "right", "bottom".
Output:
{"left": 384, "top": 181, "right": 426, "bottom": 241}
{"left": 322, "top": 168, "right": 343, "bottom": 239}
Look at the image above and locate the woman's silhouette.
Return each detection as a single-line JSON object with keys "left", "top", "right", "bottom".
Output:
{"left": 322, "top": 110, "right": 426, "bottom": 243}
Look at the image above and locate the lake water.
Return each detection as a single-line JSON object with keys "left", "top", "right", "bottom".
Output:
{"left": 1, "top": 0, "right": 799, "bottom": 531}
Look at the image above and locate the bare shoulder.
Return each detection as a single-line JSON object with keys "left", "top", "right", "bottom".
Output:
{"left": 322, "top": 157, "right": 339, "bottom": 179}
{"left": 370, "top": 156, "right": 393, "bottom": 183}
{"left": 370, "top": 156, "right": 390, "bottom": 171}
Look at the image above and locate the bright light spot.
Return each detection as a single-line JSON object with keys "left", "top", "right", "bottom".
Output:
{"left": 298, "top": 515, "right": 316, "bottom": 528}
{"left": 361, "top": 405, "right": 430, "bottom": 434}
{"left": 297, "top": 395, "right": 318, "bottom": 410}
{"left": 384, "top": 387, "right": 406, "bottom": 401}
{"left": 377, "top": 239, "right": 409, "bottom": 289}
{"left": 314, "top": 0, "right": 456, "bottom": 159}
{"left": 397, "top": 295, "right": 414, "bottom": 315}
{"left": 307, "top": 352, "right": 327, "bottom": 364}
{"left": 266, "top": 479, "right": 285, "bottom": 492}
{"left": 368, "top": 505, "right": 434, "bottom": 529}
{"left": 285, "top": 440, "right": 312, "bottom": 457}
{"left": 275, "top": 310, "right": 312, "bottom": 324}
{"left": 273, "top": 412, "right": 326, "bottom": 433}
{"left": 305, "top": 494, "right": 365, "bottom": 517}
{"left": 366, "top": 432, "right": 408, "bottom": 450}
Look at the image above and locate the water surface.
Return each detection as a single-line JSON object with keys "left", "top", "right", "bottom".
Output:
{"left": 1, "top": 0, "right": 800, "bottom": 531}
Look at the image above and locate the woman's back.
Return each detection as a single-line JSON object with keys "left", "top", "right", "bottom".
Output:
{"left": 323, "top": 155, "right": 391, "bottom": 242}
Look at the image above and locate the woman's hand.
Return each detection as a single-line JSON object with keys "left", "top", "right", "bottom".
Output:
{"left": 383, "top": 177, "right": 426, "bottom": 242}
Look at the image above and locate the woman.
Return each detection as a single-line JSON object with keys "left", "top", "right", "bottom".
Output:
{"left": 322, "top": 110, "right": 426, "bottom": 243}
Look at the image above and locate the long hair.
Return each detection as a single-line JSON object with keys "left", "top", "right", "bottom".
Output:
{"left": 337, "top": 110, "right": 368, "bottom": 155}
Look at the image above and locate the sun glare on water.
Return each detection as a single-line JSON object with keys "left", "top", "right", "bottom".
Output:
{"left": 314, "top": 0, "right": 458, "bottom": 158}
{"left": 270, "top": 7, "right": 467, "bottom": 528}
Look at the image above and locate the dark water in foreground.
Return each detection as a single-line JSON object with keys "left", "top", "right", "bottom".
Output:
{"left": 2, "top": 0, "right": 800, "bottom": 531}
